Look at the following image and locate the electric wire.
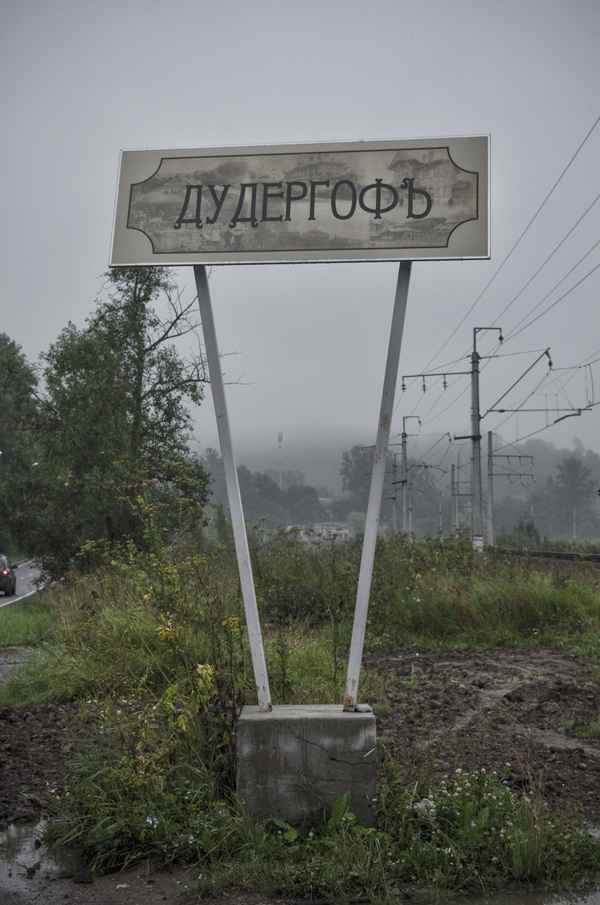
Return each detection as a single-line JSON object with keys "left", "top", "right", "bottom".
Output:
{"left": 500, "top": 236, "right": 600, "bottom": 341}
{"left": 394, "top": 116, "right": 600, "bottom": 460}
{"left": 425, "top": 233, "right": 598, "bottom": 429}
{"left": 505, "top": 260, "right": 600, "bottom": 341}
{"left": 420, "top": 113, "right": 600, "bottom": 372}
{"left": 401, "top": 244, "right": 599, "bottom": 440}
{"left": 492, "top": 193, "right": 600, "bottom": 329}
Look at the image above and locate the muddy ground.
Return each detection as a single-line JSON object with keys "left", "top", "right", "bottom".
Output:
{"left": 2, "top": 644, "right": 600, "bottom": 903}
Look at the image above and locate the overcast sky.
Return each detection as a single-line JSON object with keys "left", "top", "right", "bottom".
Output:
{"left": 2, "top": 0, "right": 599, "bottom": 490}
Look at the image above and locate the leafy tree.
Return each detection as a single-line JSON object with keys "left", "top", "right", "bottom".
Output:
{"left": 554, "top": 456, "right": 597, "bottom": 538}
{"left": 3, "top": 268, "right": 211, "bottom": 576}
{"left": 530, "top": 455, "right": 599, "bottom": 540}
{"left": 496, "top": 517, "right": 540, "bottom": 550}
{"left": 203, "top": 450, "right": 326, "bottom": 530}
{"left": 340, "top": 445, "right": 374, "bottom": 508}
{"left": 264, "top": 467, "right": 306, "bottom": 490}
{"left": 0, "top": 334, "right": 38, "bottom": 464}
{"left": 408, "top": 464, "right": 444, "bottom": 536}
{"left": 555, "top": 456, "right": 595, "bottom": 506}
{"left": 336, "top": 444, "right": 404, "bottom": 529}
{"left": 236, "top": 466, "right": 287, "bottom": 528}
{"left": 283, "top": 483, "right": 325, "bottom": 524}
{"left": 0, "top": 334, "right": 40, "bottom": 551}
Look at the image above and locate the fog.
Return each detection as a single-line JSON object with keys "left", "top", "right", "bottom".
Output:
{"left": 2, "top": 1, "right": 599, "bottom": 495}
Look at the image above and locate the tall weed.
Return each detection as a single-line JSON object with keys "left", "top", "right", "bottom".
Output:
{"left": 6, "top": 525, "right": 600, "bottom": 895}
{"left": 0, "top": 597, "right": 53, "bottom": 646}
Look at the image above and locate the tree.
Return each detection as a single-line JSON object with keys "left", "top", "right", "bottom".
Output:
{"left": 283, "top": 484, "right": 325, "bottom": 524}
{"left": 236, "top": 466, "right": 287, "bottom": 528}
{"left": 0, "top": 334, "right": 38, "bottom": 464}
{"left": 337, "top": 444, "right": 377, "bottom": 518}
{"left": 408, "top": 464, "right": 444, "bottom": 536}
{"left": 0, "top": 334, "right": 40, "bottom": 551}
{"left": 340, "top": 445, "right": 373, "bottom": 503}
{"left": 264, "top": 467, "right": 306, "bottom": 490}
{"left": 496, "top": 517, "right": 540, "bottom": 550}
{"left": 531, "top": 455, "right": 599, "bottom": 540}
{"left": 3, "top": 268, "right": 211, "bottom": 576}
{"left": 554, "top": 456, "right": 597, "bottom": 539}
{"left": 337, "top": 444, "right": 399, "bottom": 528}
{"left": 202, "top": 450, "right": 326, "bottom": 530}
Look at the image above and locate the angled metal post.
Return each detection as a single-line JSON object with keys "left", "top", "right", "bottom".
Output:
{"left": 194, "top": 265, "right": 271, "bottom": 712}
{"left": 344, "top": 261, "right": 411, "bottom": 711}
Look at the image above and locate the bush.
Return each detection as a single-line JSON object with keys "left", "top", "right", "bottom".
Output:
{"left": 5, "top": 523, "right": 600, "bottom": 896}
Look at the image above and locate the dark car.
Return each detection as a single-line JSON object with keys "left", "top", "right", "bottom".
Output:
{"left": 0, "top": 555, "right": 17, "bottom": 596}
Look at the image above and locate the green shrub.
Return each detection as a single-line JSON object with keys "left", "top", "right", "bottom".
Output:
{"left": 376, "top": 761, "right": 600, "bottom": 892}
{"left": 4, "top": 523, "right": 600, "bottom": 895}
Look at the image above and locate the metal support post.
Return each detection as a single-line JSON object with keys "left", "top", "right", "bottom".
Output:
{"left": 401, "top": 430, "right": 408, "bottom": 533}
{"left": 194, "top": 265, "right": 272, "bottom": 712}
{"left": 451, "top": 464, "right": 457, "bottom": 528}
{"left": 400, "top": 416, "right": 420, "bottom": 533}
{"left": 471, "top": 331, "right": 483, "bottom": 549}
{"left": 392, "top": 454, "right": 398, "bottom": 534}
{"left": 487, "top": 430, "right": 494, "bottom": 546}
{"left": 344, "top": 261, "right": 411, "bottom": 711}
{"left": 470, "top": 327, "right": 503, "bottom": 549}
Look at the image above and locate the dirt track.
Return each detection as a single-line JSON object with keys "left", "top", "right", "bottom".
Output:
{"left": 2, "top": 645, "right": 600, "bottom": 903}
{"left": 366, "top": 646, "right": 600, "bottom": 824}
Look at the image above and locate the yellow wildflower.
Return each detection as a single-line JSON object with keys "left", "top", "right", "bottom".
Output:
{"left": 221, "top": 616, "right": 241, "bottom": 633}
{"left": 156, "top": 614, "right": 177, "bottom": 643}
{"left": 196, "top": 663, "right": 215, "bottom": 692}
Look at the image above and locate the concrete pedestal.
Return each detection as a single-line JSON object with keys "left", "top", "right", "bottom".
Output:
{"left": 236, "top": 704, "right": 376, "bottom": 827}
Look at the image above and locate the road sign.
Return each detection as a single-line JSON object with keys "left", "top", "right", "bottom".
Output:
{"left": 111, "top": 137, "right": 489, "bottom": 266}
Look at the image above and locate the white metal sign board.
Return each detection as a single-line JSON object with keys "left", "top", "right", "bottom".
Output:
{"left": 110, "top": 137, "right": 489, "bottom": 265}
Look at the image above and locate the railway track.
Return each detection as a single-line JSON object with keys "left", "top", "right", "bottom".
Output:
{"left": 496, "top": 547, "right": 600, "bottom": 564}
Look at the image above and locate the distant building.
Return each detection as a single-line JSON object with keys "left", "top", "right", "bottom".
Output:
{"left": 312, "top": 522, "right": 350, "bottom": 541}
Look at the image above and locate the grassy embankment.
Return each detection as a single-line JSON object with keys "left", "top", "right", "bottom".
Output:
{"left": 2, "top": 528, "right": 600, "bottom": 902}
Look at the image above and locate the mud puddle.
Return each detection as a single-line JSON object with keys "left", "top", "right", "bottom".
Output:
{"left": 452, "top": 892, "right": 600, "bottom": 905}
{"left": 0, "top": 817, "right": 83, "bottom": 896}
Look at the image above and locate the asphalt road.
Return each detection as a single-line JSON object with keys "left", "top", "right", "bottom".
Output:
{"left": 0, "top": 561, "right": 42, "bottom": 609}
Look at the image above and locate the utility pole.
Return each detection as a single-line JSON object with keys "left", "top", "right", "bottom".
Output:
{"left": 402, "top": 431, "right": 408, "bottom": 533}
{"left": 391, "top": 453, "right": 398, "bottom": 533}
{"left": 365, "top": 441, "right": 402, "bottom": 533}
{"left": 400, "top": 416, "right": 420, "bottom": 533}
{"left": 277, "top": 432, "right": 283, "bottom": 490}
{"left": 451, "top": 463, "right": 458, "bottom": 529}
{"left": 455, "top": 327, "right": 502, "bottom": 550}
{"left": 487, "top": 431, "right": 494, "bottom": 546}
{"left": 470, "top": 329, "right": 483, "bottom": 550}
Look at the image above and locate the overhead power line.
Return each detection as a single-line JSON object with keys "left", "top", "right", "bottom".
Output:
{"left": 502, "top": 236, "right": 600, "bottom": 342}
{"left": 494, "top": 194, "right": 600, "bottom": 331}
{"left": 506, "top": 260, "right": 600, "bottom": 341}
{"left": 392, "top": 116, "right": 600, "bottom": 457}
{"left": 422, "top": 113, "right": 600, "bottom": 371}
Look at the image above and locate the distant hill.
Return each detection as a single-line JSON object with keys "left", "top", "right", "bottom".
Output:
{"left": 194, "top": 426, "right": 374, "bottom": 495}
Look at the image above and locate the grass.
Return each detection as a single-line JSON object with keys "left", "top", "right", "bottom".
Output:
{"left": 0, "top": 597, "right": 54, "bottom": 647}
{"left": 4, "top": 528, "right": 600, "bottom": 899}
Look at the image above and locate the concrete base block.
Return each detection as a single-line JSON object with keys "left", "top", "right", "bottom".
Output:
{"left": 236, "top": 704, "right": 376, "bottom": 827}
